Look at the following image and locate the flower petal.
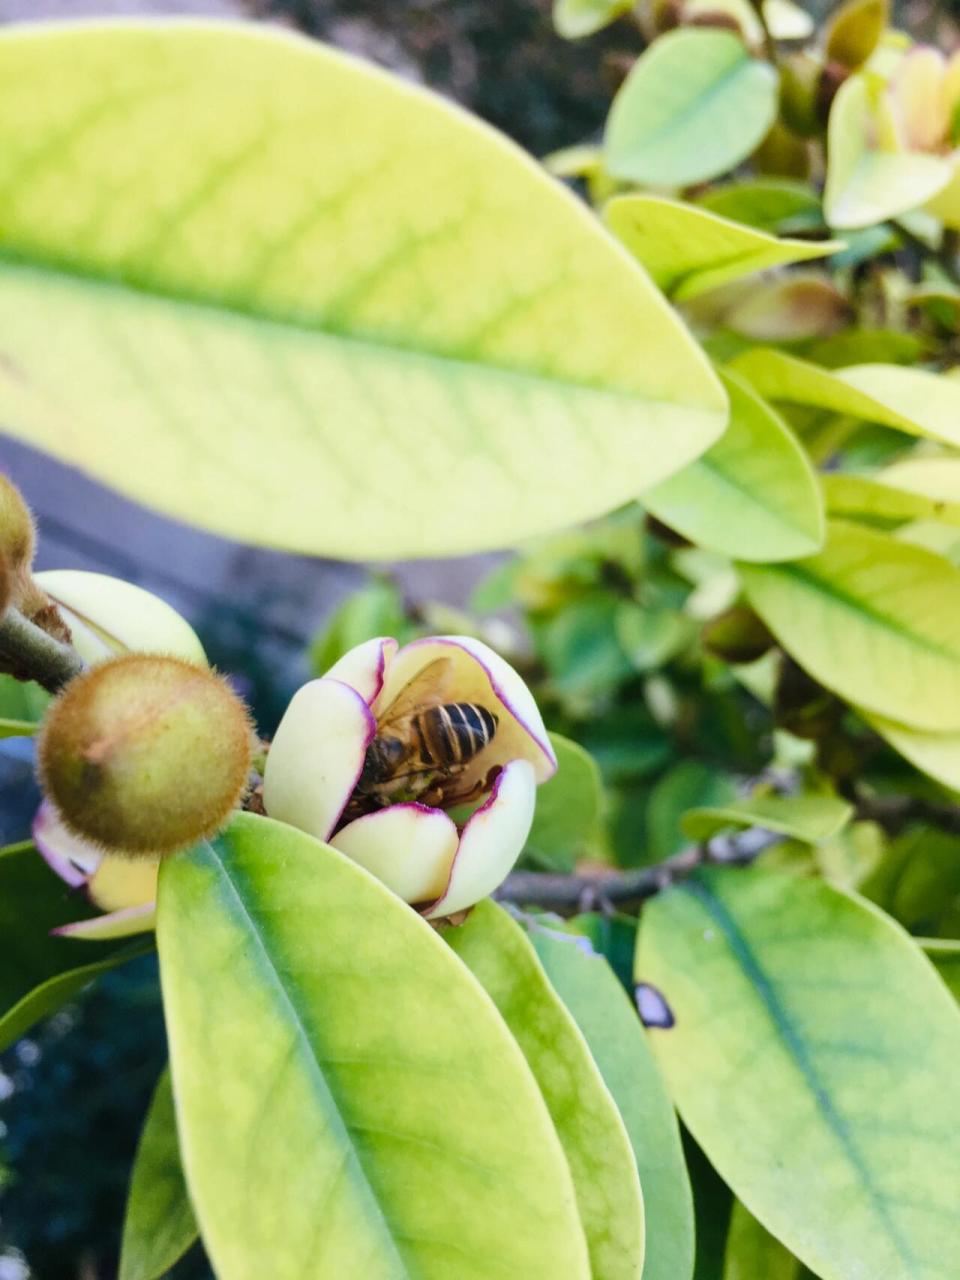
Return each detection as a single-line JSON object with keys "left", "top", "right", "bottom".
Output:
{"left": 34, "top": 570, "right": 206, "bottom": 666}
{"left": 423, "top": 758, "right": 536, "bottom": 920}
{"left": 53, "top": 903, "right": 156, "bottom": 940}
{"left": 322, "top": 636, "right": 398, "bottom": 706}
{"left": 376, "top": 637, "right": 556, "bottom": 783}
{"left": 891, "top": 47, "right": 949, "bottom": 152}
{"left": 87, "top": 856, "right": 158, "bottom": 914}
{"left": 33, "top": 801, "right": 102, "bottom": 887}
{"left": 263, "top": 678, "right": 376, "bottom": 841}
{"left": 331, "top": 803, "right": 459, "bottom": 904}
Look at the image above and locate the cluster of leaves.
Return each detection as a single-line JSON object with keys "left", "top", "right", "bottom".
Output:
{"left": 2, "top": 5, "right": 960, "bottom": 1280}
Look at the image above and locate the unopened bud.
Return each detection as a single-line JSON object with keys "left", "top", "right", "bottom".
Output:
{"left": 39, "top": 654, "right": 253, "bottom": 856}
{"left": 0, "top": 474, "right": 36, "bottom": 573}
{"left": 780, "top": 53, "right": 823, "bottom": 138}
{"left": 0, "top": 553, "right": 11, "bottom": 618}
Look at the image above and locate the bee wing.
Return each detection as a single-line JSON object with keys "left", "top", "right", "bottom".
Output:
{"left": 377, "top": 657, "right": 455, "bottom": 730}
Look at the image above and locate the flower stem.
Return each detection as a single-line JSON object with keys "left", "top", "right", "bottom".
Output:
{"left": 0, "top": 606, "right": 86, "bottom": 694}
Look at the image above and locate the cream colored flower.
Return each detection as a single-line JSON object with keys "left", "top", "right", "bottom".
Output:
{"left": 263, "top": 635, "right": 556, "bottom": 918}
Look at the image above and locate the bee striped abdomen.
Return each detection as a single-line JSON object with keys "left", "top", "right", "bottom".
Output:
{"left": 418, "top": 702, "right": 498, "bottom": 767}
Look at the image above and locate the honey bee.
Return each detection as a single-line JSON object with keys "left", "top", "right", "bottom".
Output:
{"left": 352, "top": 657, "right": 499, "bottom": 812}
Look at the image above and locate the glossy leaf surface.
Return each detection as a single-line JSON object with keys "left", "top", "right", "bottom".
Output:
{"left": 732, "top": 348, "right": 960, "bottom": 448}
{"left": 158, "top": 813, "right": 590, "bottom": 1280}
{"left": 681, "top": 793, "right": 853, "bottom": 843}
{"left": 0, "top": 21, "right": 725, "bottom": 560}
{"left": 531, "top": 925, "right": 695, "bottom": 1280}
{"left": 120, "top": 1068, "right": 199, "bottom": 1280}
{"left": 605, "top": 30, "right": 778, "bottom": 187}
{"left": 607, "top": 196, "right": 840, "bottom": 302}
{"left": 523, "top": 733, "right": 603, "bottom": 872}
{"left": 444, "top": 902, "right": 644, "bottom": 1280}
{"left": 741, "top": 521, "right": 960, "bottom": 730}
{"left": 643, "top": 368, "right": 824, "bottom": 562}
{"left": 637, "top": 865, "right": 960, "bottom": 1280}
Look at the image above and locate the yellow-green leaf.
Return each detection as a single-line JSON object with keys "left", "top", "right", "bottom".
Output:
{"left": 530, "top": 926, "right": 695, "bottom": 1280}
{"left": 824, "top": 75, "right": 952, "bottom": 230}
{"left": 158, "top": 813, "right": 590, "bottom": 1280}
{"left": 732, "top": 347, "right": 960, "bottom": 448}
{"left": 554, "top": 0, "right": 633, "bottom": 39}
{"left": 697, "top": 179, "right": 822, "bottom": 233}
{"left": 822, "top": 471, "right": 960, "bottom": 529}
{"left": 637, "top": 865, "right": 960, "bottom": 1280}
{"left": 723, "top": 1201, "right": 805, "bottom": 1280}
{"left": 120, "top": 1069, "right": 199, "bottom": 1280}
{"left": 643, "top": 369, "right": 825, "bottom": 562}
{"left": 879, "top": 455, "right": 960, "bottom": 502}
{"left": 0, "top": 21, "right": 725, "bottom": 560}
{"left": 741, "top": 521, "right": 960, "bottom": 730}
{"left": 443, "top": 902, "right": 644, "bottom": 1280}
{"left": 604, "top": 30, "right": 779, "bottom": 187}
{"left": 681, "top": 793, "right": 853, "bottom": 843}
{"left": 605, "top": 196, "right": 842, "bottom": 301}
{"left": 861, "top": 709, "right": 960, "bottom": 792}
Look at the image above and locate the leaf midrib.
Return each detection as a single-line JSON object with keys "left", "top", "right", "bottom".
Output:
{"left": 199, "top": 838, "right": 415, "bottom": 1280}
{"left": 0, "top": 250, "right": 717, "bottom": 417}
{"left": 749, "top": 557, "right": 960, "bottom": 667}
{"left": 683, "top": 875, "right": 916, "bottom": 1272}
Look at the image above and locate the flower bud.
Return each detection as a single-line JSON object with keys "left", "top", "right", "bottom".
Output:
{"left": 33, "top": 570, "right": 206, "bottom": 666}
{"left": 0, "top": 473, "right": 36, "bottom": 574}
{"left": 38, "top": 654, "right": 252, "bottom": 856}
{"left": 0, "top": 552, "right": 11, "bottom": 618}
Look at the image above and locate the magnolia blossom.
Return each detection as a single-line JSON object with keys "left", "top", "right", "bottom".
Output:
{"left": 31, "top": 571, "right": 205, "bottom": 939}
{"left": 263, "top": 635, "right": 556, "bottom": 918}
{"left": 827, "top": 44, "right": 960, "bottom": 229}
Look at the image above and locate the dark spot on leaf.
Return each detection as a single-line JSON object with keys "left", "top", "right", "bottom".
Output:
{"left": 634, "top": 982, "right": 675, "bottom": 1029}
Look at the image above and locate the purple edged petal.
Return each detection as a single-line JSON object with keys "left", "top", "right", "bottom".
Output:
{"left": 33, "top": 802, "right": 102, "bottom": 888}
{"left": 53, "top": 903, "right": 156, "bottom": 941}
{"left": 423, "top": 758, "right": 536, "bottom": 920}
{"left": 322, "top": 636, "right": 398, "bottom": 707}
{"left": 331, "top": 803, "right": 459, "bottom": 904}
{"left": 376, "top": 637, "right": 556, "bottom": 783}
{"left": 263, "top": 677, "right": 376, "bottom": 841}
{"left": 87, "top": 856, "right": 158, "bottom": 914}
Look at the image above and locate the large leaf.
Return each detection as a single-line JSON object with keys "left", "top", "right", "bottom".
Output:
{"left": 606, "top": 196, "right": 840, "bottom": 302}
{"left": 642, "top": 368, "right": 825, "bottom": 562}
{"left": 0, "top": 841, "right": 125, "bottom": 1025}
{"left": 554, "top": 0, "right": 632, "bottom": 38}
{"left": 120, "top": 1068, "right": 199, "bottom": 1280}
{"left": 741, "top": 521, "right": 960, "bottom": 730}
{"left": 681, "top": 793, "right": 852, "bottom": 843}
{"left": 824, "top": 75, "right": 952, "bottom": 229}
{"left": 822, "top": 471, "right": 960, "bottom": 529}
{"left": 444, "top": 902, "right": 644, "bottom": 1280}
{"left": 921, "top": 938, "right": 960, "bottom": 1003}
{"left": 732, "top": 348, "right": 960, "bottom": 448}
{"left": 722, "top": 1201, "right": 806, "bottom": 1280}
{"left": 697, "top": 179, "right": 822, "bottom": 233}
{"left": 604, "top": 30, "right": 778, "bottom": 187}
{"left": 636, "top": 865, "right": 960, "bottom": 1280}
{"left": 157, "top": 812, "right": 590, "bottom": 1280}
{"left": 529, "top": 925, "right": 695, "bottom": 1280}
{"left": 860, "top": 710, "right": 960, "bottom": 792}
{"left": 523, "top": 733, "right": 603, "bottom": 872}
{"left": 879, "top": 456, "right": 960, "bottom": 502}
{"left": 0, "top": 20, "right": 725, "bottom": 561}
{"left": 0, "top": 936, "right": 151, "bottom": 1053}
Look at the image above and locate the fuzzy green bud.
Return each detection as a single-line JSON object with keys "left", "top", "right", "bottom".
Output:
{"left": 39, "top": 654, "right": 253, "bottom": 857}
{"left": 0, "top": 473, "right": 36, "bottom": 574}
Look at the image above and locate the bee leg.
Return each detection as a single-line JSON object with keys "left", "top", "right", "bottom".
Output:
{"left": 438, "top": 766, "right": 503, "bottom": 810}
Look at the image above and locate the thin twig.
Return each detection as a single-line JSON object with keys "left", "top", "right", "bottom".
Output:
{"left": 497, "top": 829, "right": 781, "bottom": 913}
{"left": 0, "top": 606, "right": 86, "bottom": 694}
